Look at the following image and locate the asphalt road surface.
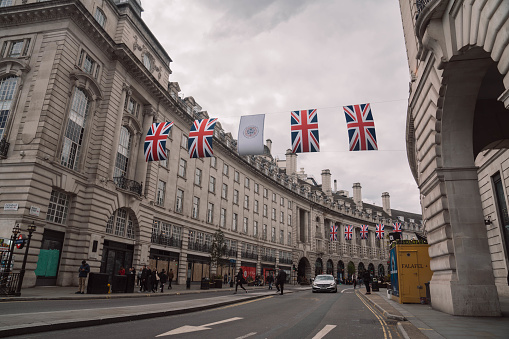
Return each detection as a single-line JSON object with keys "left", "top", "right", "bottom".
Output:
{"left": 10, "top": 286, "right": 399, "bottom": 339}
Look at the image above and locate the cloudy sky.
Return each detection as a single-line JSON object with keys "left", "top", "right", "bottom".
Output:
{"left": 142, "top": 0, "right": 421, "bottom": 214}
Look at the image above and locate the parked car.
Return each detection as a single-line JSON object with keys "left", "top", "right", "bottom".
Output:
{"left": 311, "top": 274, "right": 337, "bottom": 293}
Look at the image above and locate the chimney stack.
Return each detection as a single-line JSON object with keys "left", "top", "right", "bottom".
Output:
{"left": 382, "top": 192, "right": 391, "bottom": 216}
{"left": 321, "top": 169, "right": 332, "bottom": 196}
{"left": 353, "top": 183, "right": 362, "bottom": 209}
{"left": 266, "top": 139, "right": 272, "bottom": 154}
{"left": 334, "top": 179, "right": 337, "bottom": 193}
{"left": 285, "top": 149, "right": 297, "bottom": 176}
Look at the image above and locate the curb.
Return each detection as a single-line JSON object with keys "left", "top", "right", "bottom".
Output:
{"left": 397, "top": 322, "right": 411, "bottom": 339}
{"left": 0, "top": 293, "right": 271, "bottom": 338}
{"left": 357, "top": 291, "right": 407, "bottom": 321}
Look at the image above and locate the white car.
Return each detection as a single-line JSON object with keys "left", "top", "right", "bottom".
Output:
{"left": 311, "top": 274, "right": 338, "bottom": 293}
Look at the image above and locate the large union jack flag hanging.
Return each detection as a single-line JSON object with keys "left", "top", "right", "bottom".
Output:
{"left": 375, "top": 223, "right": 385, "bottom": 239}
{"left": 291, "top": 109, "right": 319, "bottom": 153}
{"left": 360, "top": 225, "right": 369, "bottom": 239}
{"left": 188, "top": 118, "right": 218, "bottom": 158}
{"left": 344, "top": 225, "right": 353, "bottom": 240}
{"left": 330, "top": 224, "right": 338, "bottom": 241}
{"left": 343, "top": 103, "right": 378, "bottom": 151}
{"left": 393, "top": 222, "right": 402, "bottom": 233}
{"left": 144, "top": 122, "right": 173, "bottom": 162}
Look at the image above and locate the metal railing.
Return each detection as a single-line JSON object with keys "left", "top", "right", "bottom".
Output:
{"left": 150, "top": 233, "right": 182, "bottom": 248}
{"left": 226, "top": 249, "right": 237, "bottom": 258}
{"left": 188, "top": 241, "right": 211, "bottom": 253}
{"left": 0, "top": 272, "right": 20, "bottom": 296}
{"left": 0, "top": 138, "right": 9, "bottom": 158}
{"left": 279, "top": 257, "right": 292, "bottom": 265}
{"left": 113, "top": 176, "right": 143, "bottom": 195}
{"left": 240, "top": 251, "right": 258, "bottom": 260}
{"left": 261, "top": 255, "right": 275, "bottom": 262}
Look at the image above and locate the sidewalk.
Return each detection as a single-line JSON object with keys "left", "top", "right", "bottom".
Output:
{"left": 0, "top": 283, "right": 307, "bottom": 338}
{"left": 359, "top": 289, "right": 509, "bottom": 339}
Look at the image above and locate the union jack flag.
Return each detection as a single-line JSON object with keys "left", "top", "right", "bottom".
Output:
{"left": 393, "top": 222, "right": 402, "bottom": 233}
{"left": 344, "top": 225, "right": 353, "bottom": 240}
{"left": 188, "top": 118, "right": 218, "bottom": 158}
{"left": 144, "top": 122, "right": 173, "bottom": 162}
{"left": 291, "top": 109, "right": 319, "bottom": 153}
{"left": 343, "top": 103, "right": 378, "bottom": 151}
{"left": 375, "top": 223, "right": 385, "bottom": 239}
{"left": 360, "top": 225, "right": 369, "bottom": 239}
{"left": 330, "top": 224, "right": 338, "bottom": 241}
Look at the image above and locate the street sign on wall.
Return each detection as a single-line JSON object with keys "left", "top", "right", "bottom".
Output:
{"left": 3, "top": 203, "right": 18, "bottom": 211}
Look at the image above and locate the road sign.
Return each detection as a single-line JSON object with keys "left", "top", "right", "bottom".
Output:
{"left": 16, "top": 234, "right": 25, "bottom": 249}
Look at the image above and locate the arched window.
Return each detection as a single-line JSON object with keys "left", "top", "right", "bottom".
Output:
{"left": 106, "top": 208, "right": 135, "bottom": 239}
{"left": 0, "top": 76, "right": 19, "bottom": 140}
{"left": 114, "top": 126, "right": 131, "bottom": 178}
{"left": 94, "top": 7, "right": 106, "bottom": 28}
{"left": 60, "top": 88, "right": 90, "bottom": 170}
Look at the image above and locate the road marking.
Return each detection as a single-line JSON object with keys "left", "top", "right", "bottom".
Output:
{"left": 341, "top": 288, "right": 353, "bottom": 293}
{"left": 155, "top": 317, "right": 242, "bottom": 337}
{"left": 235, "top": 332, "right": 257, "bottom": 339}
{"left": 312, "top": 325, "right": 336, "bottom": 339}
{"left": 215, "top": 296, "right": 273, "bottom": 310}
{"left": 356, "top": 292, "right": 392, "bottom": 339}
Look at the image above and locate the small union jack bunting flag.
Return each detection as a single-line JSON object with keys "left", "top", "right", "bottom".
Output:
{"left": 343, "top": 103, "right": 378, "bottom": 151}
{"left": 344, "top": 225, "right": 353, "bottom": 240}
{"left": 144, "top": 122, "right": 173, "bottom": 162}
{"left": 330, "top": 224, "right": 338, "bottom": 241}
{"left": 291, "top": 109, "right": 319, "bottom": 153}
{"left": 375, "top": 223, "right": 385, "bottom": 239}
{"left": 393, "top": 222, "right": 402, "bottom": 233}
{"left": 360, "top": 225, "right": 369, "bottom": 239}
{"left": 188, "top": 118, "right": 218, "bottom": 158}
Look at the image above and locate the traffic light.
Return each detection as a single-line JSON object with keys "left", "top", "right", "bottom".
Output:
{"left": 292, "top": 264, "right": 297, "bottom": 271}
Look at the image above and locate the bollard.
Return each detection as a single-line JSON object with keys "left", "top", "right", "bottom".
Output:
{"left": 108, "top": 283, "right": 111, "bottom": 294}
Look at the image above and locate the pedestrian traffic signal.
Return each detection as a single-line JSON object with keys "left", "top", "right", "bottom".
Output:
{"left": 292, "top": 264, "right": 297, "bottom": 271}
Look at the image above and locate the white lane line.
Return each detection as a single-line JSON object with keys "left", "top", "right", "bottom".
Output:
{"left": 235, "top": 332, "right": 257, "bottom": 339}
{"left": 341, "top": 288, "right": 353, "bottom": 293}
{"left": 312, "top": 325, "right": 336, "bottom": 339}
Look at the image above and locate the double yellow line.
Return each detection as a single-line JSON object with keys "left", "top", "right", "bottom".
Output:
{"left": 355, "top": 291, "right": 393, "bottom": 339}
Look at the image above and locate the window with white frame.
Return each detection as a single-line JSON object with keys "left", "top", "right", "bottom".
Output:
{"left": 271, "top": 227, "right": 276, "bottom": 242}
{"left": 263, "top": 204, "right": 267, "bottom": 217}
{"left": 160, "top": 149, "right": 169, "bottom": 168}
{"left": 233, "top": 189, "right": 239, "bottom": 204}
{"left": 94, "top": 7, "right": 106, "bottom": 27}
{"left": 181, "top": 134, "right": 188, "bottom": 149}
{"left": 46, "top": 190, "right": 70, "bottom": 225}
{"left": 288, "top": 214, "right": 292, "bottom": 225}
{"left": 254, "top": 200, "right": 259, "bottom": 213}
{"left": 0, "top": 0, "right": 13, "bottom": 8}
{"left": 192, "top": 196, "right": 200, "bottom": 219}
{"left": 173, "top": 225, "right": 182, "bottom": 242}
{"left": 209, "top": 176, "right": 216, "bottom": 193}
{"left": 207, "top": 202, "right": 214, "bottom": 223}
{"left": 272, "top": 208, "right": 276, "bottom": 220}
{"left": 287, "top": 232, "right": 292, "bottom": 246}
{"left": 194, "top": 168, "right": 202, "bottom": 186}
{"left": 272, "top": 193, "right": 276, "bottom": 202}
{"left": 223, "top": 163, "right": 229, "bottom": 176}
{"left": 1, "top": 38, "right": 30, "bottom": 58}
{"left": 244, "top": 195, "right": 249, "bottom": 209}
{"left": 221, "top": 183, "right": 228, "bottom": 199}
{"left": 288, "top": 201, "right": 292, "bottom": 209}
{"left": 61, "top": 88, "right": 90, "bottom": 170}
{"left": 124, "top": 95, "right": 141, "bottom": 117}
{"left": 234, "top": 170, "right": 239, "bottom": 183}
{"left": 263, "top": 188, "right": 268, "bottom": 198}
{"left": 254, "top": 183, "right": 259, "bottom": 194}
{"left": 243, "top": 217, "right": 248, "bottom": 233}
{"left": 280, "top": 197, "right": 284, "bottom": 206}
{"left": 106, "top": 208, "right": 135, "bottom": 239}
{"left": 220, "top": 208, "right": 226, "bottom": 228}
{"left": 232, "top": 213, "right": 238, "bottom": 231}
{"left": 78, "top": 50, "right": 100, "bottom": 79}
{"left": 143, "top": 53, "right": 152, "bottom": 71}
{"left": 245, "top": 177, "right": 250, "bottom": 189}
{"left": 253, "top": 221, "right": 258, "bottom": 237}
{"left": 178, "top": 158, "right": 187, "bottom": 177}
{"left": 175, "top": 189, "right": 184, "bottom": 213}
{"left": 156, "top": 180, "right": 165, "bottom": 205}
{"left": 0, "top": 76, "right": 19, "bottom": 140}
{"left": 280, "top": 211, "right": 284, "bottom": 223}
{"left": 113, "top": 126, "right": 131, "bottom": 178}
{"left": 263, "top": 224, "right": 267, "bottom": 240}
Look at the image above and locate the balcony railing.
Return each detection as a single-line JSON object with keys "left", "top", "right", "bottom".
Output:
{"left": 279, "top": 257, "right": 292, "bottom": 265}
{"left": 226, "top": 248, "right": 237, "bottom": 258}
{"left": 0, "top": 138, "right": 9, "bottom": 158}
{"left": 114, "top": 176, "right": 143, "bottom": 195}
{"left": 188, "top": 241, "right": 211, "bottom": 253}
{"left": 151, "top": 233, "right": 182, "bottom": 248}
{"left": 416, "top": 0, "right": 432, "bottom": 16}
{"left": 261, "top": 255, "right": 275, "bottom": 262}
{"left": 241, "top": 251, "right": 258, "bottom": 260}
{"left": 0, "top": 272, "right": 20, "bottom": 296}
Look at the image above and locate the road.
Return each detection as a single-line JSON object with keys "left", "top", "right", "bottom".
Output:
{"left": 9, "top": 286, "right": 399, "bottom": 339}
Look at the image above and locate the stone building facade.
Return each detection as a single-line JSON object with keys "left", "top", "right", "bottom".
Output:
{"left": 399, "top": 0, "right": 509, "bottom": 316}
{"left": 0, "top": 0, "right": 421, "bottom": 289}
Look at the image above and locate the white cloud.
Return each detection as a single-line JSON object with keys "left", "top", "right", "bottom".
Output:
{"left": 142, "top": 0, "right": 421, "bottom": 213}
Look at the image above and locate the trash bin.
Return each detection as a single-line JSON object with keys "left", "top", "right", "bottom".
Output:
{"left": 125, "top": 274, "right": 135, "bottom": 293}
{"left": 87, "top": 272, "right": 109, "bottom": 294}
{"left": 371, "top": 280, "right": 379, "bottom": 292}
{"left": 112, "top": 275, "right": 127, "bottom": 293}
{"left": 201, "top": 277, "right": 210, "bottom": 290}
{"left": 425, "top": 281, "right": 431, "bottom": 305}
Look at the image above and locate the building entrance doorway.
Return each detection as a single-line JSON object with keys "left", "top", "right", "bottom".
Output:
{"left": 100, "top": 240, "right": 133, "bottom": 282}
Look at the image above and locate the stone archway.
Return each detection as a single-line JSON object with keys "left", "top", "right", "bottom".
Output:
{"left": 338, "top": 260, "right": 345, "bottom": 282}
{"left": 378, "top": 264, "right": 385, "bottom": 278}
{"left": 358, "top": 262, "right": 365, "bottom": 276}
{"left": 368, "top": 263, "right": 375, "bottom": 276}
{"left": 326, "top": 259, "right": 334, "bottom": 275}
{"left": 347, "top": 261, "right": 355, "bottom": 279}
{"left": 297, "top": 257, "right": 312, "bottom": 284}
{"left": 315, "top": 258, "right": 323, "bottom": 276}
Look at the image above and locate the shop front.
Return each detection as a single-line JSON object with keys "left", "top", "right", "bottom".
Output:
{"left": 34, "top": 229, "right": 65, "bottom": 286}
{"left": 149, "top": 248, "right": 179, "bottom": 282}
{"left": 186, "top": 254, "right": 211, "bottom": 283}
{"left": 100, "top": 240, "right": 133, "bottom": 283}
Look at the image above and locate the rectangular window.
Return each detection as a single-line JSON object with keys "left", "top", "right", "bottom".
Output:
{"left": 280, "top": 211, "right": 284, "bottom": 223}
{"left": 94, "top": 7, "right": 106, "bottom": 27}
{"left": 210, "top": 157, "right": 216, "bottom": 168}
{"left": 124, "top": 96, "right": 141, "bottom": 117}
{"left": 78, "top": 50, "right": 100, "bottom": 79}
{"left": 263, "top": 188, "right": 268, "bottom": 198}
{"left": 263, "top": 224, "right": 267, "bottom": 240}
{"left": 223, "top": 163, "right": 229, "bottom": 176}
{"left": 160, "top": 149, "right": 169, "bottom": 168}
{"left": 280, "top": 230, "right": 284, "bottom": 244}
{"left": 244, "top": 195, "right": 249, "bottom": 209}
{"left": 156, "top": 180, "right": 165, "bottom": 205}
{"left": 61, "top": 88, "right": 90, "bottom": 170}
{"left": 288, "top": 214, "right": 292, "bottom": 225}
{"left": 1, "top": 38, "right": 30, "bottom": 58}
{"left": 271, "top": 227, "right": 276, "bottom": 242}
{"left": 175, "top": 189, "right": 184, "bottom": 213}
{"left": 209, "top": 176, "right": 216, "bottom": 193}
{"left": 263, "top": 204, "right": 268, "bottom": 217}
{"left": 254, "top": 200, "right": 259, "bottom": 213}
{"left": 178, "top": 158, "right": 187, "bottom": 178}
{"left": 181, "top": 134, "right": 188, "bottom": 149}
{"left": 192, "top": 196, "right": 200, "bottom": 219}
{"left": 46, "top": 190, "right": 70, "bottom": 225}
{"left": 0, "top": 0, "right": 13, "bottom": 7}
{"left": 288, "top": 232, "right": 292, "bottom": 246}
{"left": 254, "top": 183, "right": 259, "bottom": 194}
{"left": 280, "top": 197, "right": 284, "bottom": 206}
{"left": 207, "top": 202, "right": 214, "bottom": 223}
{"left": 288, "top": 201, "right": 292, "bottom": 209}
{"left": 232, "top": 213, "right": 238, "bottom": 231}
{"left": 234, "top": 171, "right": 240, "bottom": 183}
{"left": 221, "top": 183, "right": 228, "bottom": 199}
{"left": 272, "top": 193, "right": 276, "bottom": 202}
{"left": 243, "top": 217, "right": 248, "bottom": 233}
{"left": 194, "top": 168, "right": 202, "bottom": 186}
{"left": 233, "top": 189, "right": 239, "bottom": 205}
{"left": 220, "top": 208, "right": 226, "bottom": 228}
{"left": 254, "top": 221, "right": 258, "bottom": 237}
{"left": 245, "top": 177, "right": 250, "bottom": 189}
{"left": 272, "top": 208, "right": 276, "bottom": 220}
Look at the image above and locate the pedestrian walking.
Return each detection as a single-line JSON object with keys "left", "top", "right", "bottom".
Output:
{"left": 353, "top": 274, "right": 357, "bottom": 289}
{"left": 76, "top": 260, "right": 90, "bottom": 294}
{"left": 159, "top": 269, "right": 168, "bottom": 292}
{"left": 234, "top": 268, "right": 247, "bottom": 294}
{"left": 168, "top": 269, "right": 174, "bottom": 289}
{"left": 275, "top": 268, "right": 287, "bottom": 295}
{"left": 151, "top": 269, "right": 159, "bottom": 292}
{"left": 144, "top": 266, "right": 152, "bottom": 292}
{"left": 364, "top": 270, "right": 371, "bottom": 294}
{"left": 137, "top": 267, "right": 142, "bottom": 287}
{"left": 139, "top": 265, "right": 148, "bottom": 292}
{"left": 223, "top": 273, "right": 227, "bottom": 284}
{"left": 266, "top": 273, "right": 274, "bottom": 290}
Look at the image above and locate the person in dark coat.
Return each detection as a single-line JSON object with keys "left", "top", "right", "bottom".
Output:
{"left": 159, "top": 269, "right": 168, "bottom": 293}
{"left": 76, "top": 260, "right": 90, "bottom": 294}
{"left": 266, "top": 273, "right": 274, "bottom": 290}
{"left": 151, "top": 269, "right": 159, "bottom": 293}
{"left": 168, "top": 269, "right": 174, "bottom": 289}
{"left": 363, "top": 270, "right": 371, "bottom": 294}
{"left": 234, "top": 268, "right": 247, "bottom": 294}
{"left": 275, "top": 268, "right": 287, "bottom": 295}
{"left": 144, "top": 267, "right": 152, "bottom": 292}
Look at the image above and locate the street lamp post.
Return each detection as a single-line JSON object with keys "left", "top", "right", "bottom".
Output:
{"left": 4, "top": 224, "right": 21, "bottom": 275}
{"left": 15, "top": 223, "right": 36, "bottom": 296}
